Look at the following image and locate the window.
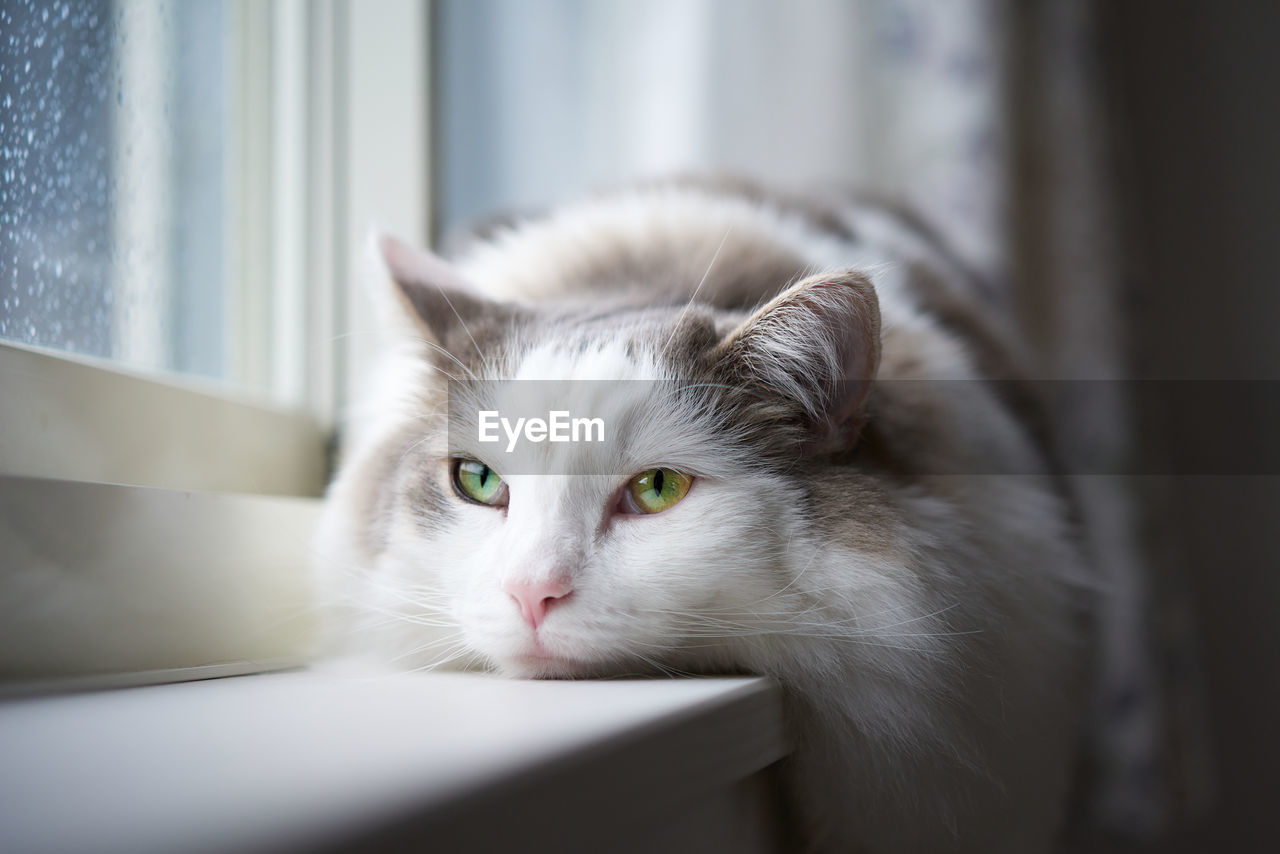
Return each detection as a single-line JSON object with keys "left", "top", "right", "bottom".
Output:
{"left": 0, "top": 0, "right": 429, "bottom": 689}
{"left": 4, "top": 0, "right": 283, "bottom": 396}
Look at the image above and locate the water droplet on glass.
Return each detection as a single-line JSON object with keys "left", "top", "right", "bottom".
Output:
{"left": 1, "top": 0, "right": 235, "bottom": 377}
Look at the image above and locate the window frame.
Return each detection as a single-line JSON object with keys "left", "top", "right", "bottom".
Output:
{"left": 0, "top": 0, "right": 431, "bottom": 689}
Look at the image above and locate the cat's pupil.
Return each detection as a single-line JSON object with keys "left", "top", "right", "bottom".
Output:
{"left": 653, "top": 468, "right": 664, "bottom": 494}
{"left": 479, "top": 466, "right": 490, "bottom": 488}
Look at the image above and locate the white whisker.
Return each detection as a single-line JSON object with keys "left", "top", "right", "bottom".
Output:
{"left": 433, "top": 287, "right": 484, "bottom": 363}
{"left": 658, "top": 225, "right": 732, "bottom": 361}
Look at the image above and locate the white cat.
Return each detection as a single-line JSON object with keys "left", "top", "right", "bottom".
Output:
{"left": 314, "top": 178, "right": 1095, "bottom": 852}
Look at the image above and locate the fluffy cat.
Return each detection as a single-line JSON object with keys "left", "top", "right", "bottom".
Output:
{"left": 314, "top": 178, "right": 1095, "bottom": 853}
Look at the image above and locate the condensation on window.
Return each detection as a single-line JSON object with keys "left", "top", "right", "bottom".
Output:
{"left": 0, "top": 0, "right": 228, "bottom": 379}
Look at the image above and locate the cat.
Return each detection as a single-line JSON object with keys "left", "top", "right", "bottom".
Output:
{"left": 313, "top": 177, "right": 1095, "bottom": 853}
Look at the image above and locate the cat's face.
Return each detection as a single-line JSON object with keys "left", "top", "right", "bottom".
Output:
{"left": 325, "top": 236, "right": 881, "bottom": 678}
{"left": 401, "top": 335, "right": 807, "bottom": 678}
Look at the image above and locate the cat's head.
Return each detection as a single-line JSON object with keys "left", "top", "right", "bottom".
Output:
{"left": 319, "top": 232, "right": 881, "bottom": 678}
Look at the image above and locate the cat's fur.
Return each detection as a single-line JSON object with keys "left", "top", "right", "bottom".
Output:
{"left": 314, "top": 178, "right": 1095, "bottom": 853}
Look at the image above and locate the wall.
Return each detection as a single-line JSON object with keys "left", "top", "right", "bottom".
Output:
{"left": 1100, "top": 2, "right": 1280, "bottom": 851}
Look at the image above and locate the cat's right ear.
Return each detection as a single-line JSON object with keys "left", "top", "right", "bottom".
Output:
{"left": 371, "top": 232, "right": 498, "bottom": 348}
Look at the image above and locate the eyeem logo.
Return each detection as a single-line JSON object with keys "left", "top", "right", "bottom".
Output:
{"left": 478, "top": 410, "right": 606, "bottom": 452}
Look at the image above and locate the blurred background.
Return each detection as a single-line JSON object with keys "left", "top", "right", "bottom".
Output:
{"left": 1, "top": 0, "right": 1277, "bottom": 850}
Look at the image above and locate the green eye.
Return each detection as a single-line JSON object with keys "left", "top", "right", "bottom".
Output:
{"left": 626, "top": 468, "right": 693, "bottom": 514}
{"left": 453, "top": 459, "right": 507, "bottom": 506}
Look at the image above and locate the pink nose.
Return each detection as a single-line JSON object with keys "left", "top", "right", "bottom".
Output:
{"left": 503, "top": 577, "right": 572, "bottom": 629}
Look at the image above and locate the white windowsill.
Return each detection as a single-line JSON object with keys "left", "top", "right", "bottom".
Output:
{"left": 0, "top": 670, "right": 788, "bottom": 854}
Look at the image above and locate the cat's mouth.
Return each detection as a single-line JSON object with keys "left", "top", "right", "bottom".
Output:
{"left": 501, "top": 636, "right": 635, "bottom": 679}
{"left": 504, "top": 642, "right": 686, "bottom": 680}
{"left": 498, "top": 635, "right": 584, "bottom": 677}
{"left": 507, "top": 650, "right": 599, "bottom": 679}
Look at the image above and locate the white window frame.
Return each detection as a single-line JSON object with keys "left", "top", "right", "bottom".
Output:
{"left": 0, "top": 0, "right": 431, "bottom": 691}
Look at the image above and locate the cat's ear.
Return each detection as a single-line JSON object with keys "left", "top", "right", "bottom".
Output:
{"left": 371, "top": 232, "right": 499, "bottom": 347}
{"left": 717, "top": 270, "right": 881, "bottom": 454}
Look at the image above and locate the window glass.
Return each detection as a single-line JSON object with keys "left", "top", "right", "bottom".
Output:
{"left": 1, "top": 0, "right": 233, "bottom": 383}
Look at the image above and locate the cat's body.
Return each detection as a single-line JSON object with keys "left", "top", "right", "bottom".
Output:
{"left": 315, "top": 179, "right": 1094, "bottom": 853}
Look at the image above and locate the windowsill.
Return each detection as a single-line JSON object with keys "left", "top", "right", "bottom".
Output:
{"left": 0, "top": 670, "right": 788, "bottom": 853}
{"left": 0, "top": 476, "right": 320, "bottom": 682}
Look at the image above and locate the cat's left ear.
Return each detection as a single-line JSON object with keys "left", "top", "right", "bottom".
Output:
{"left": 716, "top": 270, "right": 881, "bottom": 454}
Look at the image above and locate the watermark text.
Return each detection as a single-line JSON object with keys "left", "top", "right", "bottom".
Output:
{"left": 478, "top": 410, "right": 606, "bottom": 452}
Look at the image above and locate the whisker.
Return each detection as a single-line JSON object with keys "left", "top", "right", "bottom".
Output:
{"left": 415, "top": 337, "right": 481, "bottom": 382}
{"left": 658, "top": 226, "right": 732, "bottom": 361}
{"left": 432, "top": 287, "right": 485, "bottom": 363}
